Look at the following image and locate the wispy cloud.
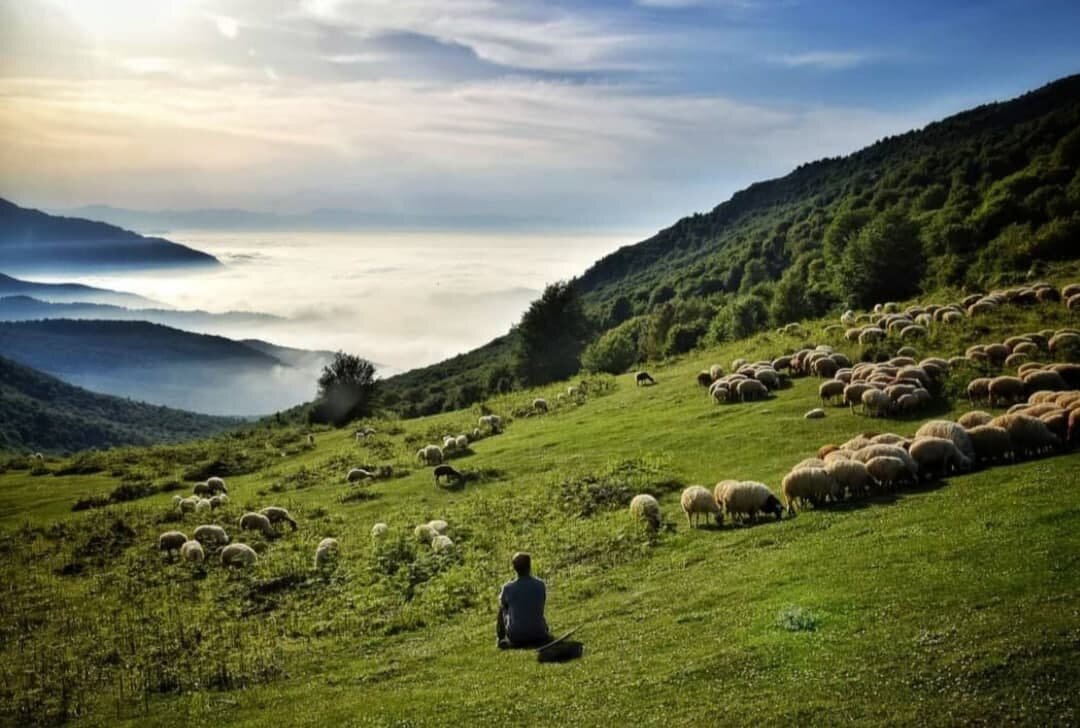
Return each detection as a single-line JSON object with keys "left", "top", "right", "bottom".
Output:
{"left": 214, "top": 15, "right": 240, "bottom": 39}
{"left": 770, "top": 50, "right": 872, "bottom": 70}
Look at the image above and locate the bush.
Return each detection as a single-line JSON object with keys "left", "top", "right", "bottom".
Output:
{"left": 581, "top": 319, "right": 642, "bottom": 374}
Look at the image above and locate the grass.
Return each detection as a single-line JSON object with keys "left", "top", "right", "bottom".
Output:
{"left": 1, "top": 295, "right": 1079, "bottom": 726}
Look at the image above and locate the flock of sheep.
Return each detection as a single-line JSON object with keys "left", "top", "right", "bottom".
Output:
{"left": 159, "top": 477, "right": 319, "bottom": 569}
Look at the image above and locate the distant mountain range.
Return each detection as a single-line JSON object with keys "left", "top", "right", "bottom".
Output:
{"left": 0, "top": 272, "right": 160, "bottom": 307}
{"left": 0, "top": 295, "right": 284, "bottom": 334}
{"left": 0, "top": 198, "right": 220, "bottom": 272}
{"left": 0, "top": 354, "right": 240, "bottom": 453}
{"left": 50, "top": 204, "right": 563, "bottom": 233}
{"left": 0, "top": 319, "right": 335, "bottom": 416}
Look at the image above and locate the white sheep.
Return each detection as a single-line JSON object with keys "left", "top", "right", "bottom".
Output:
{"left": 206, "top": 477, "right": 228, "bottom": 494}
{"left": 239, "top": 512, "right": 275, "bottom": 538}
{"left": 914, "top": 420, "right": 975, "bottom": 461}
{"left": 158, "top": 531, "right": 188, "bottom": 557}
{"left": 347, "top": 468, "right": 374, "bottom": 483}
{"left": 414, "top": 524, "right": 437, "bottom": 542}
{"left": 180, "top": 540, "right": 205, "bottom": 563}
{"left": 193, "top": 524, "right": 229, "bottom": 547}
{"left": 781, "top": 468, "right": 837, "bottom": 512}
{"left": 260, "top": 506, "right": 298, "bottom": 531}
{"left": 966, "top": 425, "right": 1013, "bottom": 465}
{"left": 680, "top": 485, "right": 722, "bottom": 527}
{"left": 371, "top": 522, "right": 389, "bottom": 538}
{"left": 865, "top": 456, "right": 910, "bottom": 490}
{"left": 426, "top": 519, "right": 449, "bottom": 535}
{"left": 629, "top": 494, "right": 662, "bottom": 530}
{"left": 177, "top": 496, "right": 199, "bottom": 514}
{"left": 416, "top": 445, "right": 444, "bottom": 466}
{"left": 209, "top": 494, "right": 229, "bottom": 509}
{"left": 220, "top": 543, "right": 258, "bottom": 567}
{"left": 908, "top": 437, "right": 971, "bottom": 479}
{"left": 717, "top": 481, "right": 784, "bottom": 522}
{"left": 314, "top": 537, "right": 340, "bottom": 568}
{"left": 431, "top": 534, "right": 455, "bottom": 552}
{"left": 455, "top": 434, "right": 469, "bottom": 450}
{"left": 195, "top": 498, "right": 212, "bottom": 514}
{"left": 825, "top": 459, "right": 871, "bottom": 498}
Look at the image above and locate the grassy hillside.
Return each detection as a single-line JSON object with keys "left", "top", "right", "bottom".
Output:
{"left": 2, "top": 288, "right": 1077, "bottom": 726}
{"left": 379, "top": 74, "right": 1080, "bottom": 415}
{"left": 0, "top": 198, "right": 220, "bottom": 272}
{"left": 0, "top": 355, "right": 241, "bottom": 453}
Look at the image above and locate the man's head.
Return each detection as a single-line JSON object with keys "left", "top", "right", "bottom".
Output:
{"left": 511, "top": 552, "right": 531, "bottom": 577}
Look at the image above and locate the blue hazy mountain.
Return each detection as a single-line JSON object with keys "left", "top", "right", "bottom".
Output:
{"left": 0, "top": 319, "right": 334, "bottom": 416}
{"left": 0, "top": 272, "right": 161, "bottom": 307}
{"left": 0, "top": 198, "right": 220, "bottom": 272}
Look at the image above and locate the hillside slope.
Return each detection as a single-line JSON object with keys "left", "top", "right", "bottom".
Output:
{"left": 0, "top": 198, "right": 220, "bottom": 271}
{"left": 0, "top": 290, "right": 1077, "bottom": 726}
{"left": 0, "top": 295, "right": 284, "bottom": 332}
{"left": 379, "top": 73, "right": 1080, "bottom": 415}
{"left": 0, "top": 355, "right": 239, "bottom": 453}
{"left": 0, "top": 319, "right": 331, "bottom": 416}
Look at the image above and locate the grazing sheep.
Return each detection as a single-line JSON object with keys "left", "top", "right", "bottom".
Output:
{"left": 193, "top": 482, "right": 212, "bottom": 497}
{"left": 825, "top": 459, "right": 871, "bottom": 498}
{"left": 870, "top": 433, "right": 908, "bottom": 447}
{"left": 819, "top": 380, "right": 845, "bottom": 406}
{"left": 455, "top": 434, "right": 469, "bottom": 450}
{"left": 851, "top": 444, "right": 919, "bottom": 479}
{"left": 209, "top": 494, "right": 229, "bottom": 509}
{"left": 909, "top": 437, "right": 971, "bottom": 479}
{"left": 629, "top": 494, "right": 662, "bottom": 530}
{"left": 314, "top": 537, "right": 340, "bottom": 568}
{"left": 180, "top": 540, "right": 205, "bottom": 563}
{"left": 988, "top": 376, "right": 1026, "bottom": 407}
{"left": 239, "top": 512, "right": 275, "bottom": 538}
{"left": 914, "top": 420, "right": 976, "bottom": 461}
{"left": 680, "top": 485, "right": 723, "bottom": 527}
{"left": 861, "top": 389, "right": 892, "bottom": 418}
{"left": 636, "top": 371, "right": 656, "bottom": 386}
{"left": 1049, "top": 332, "right": 1080, "bottom": 354}
{"left": 221, "top": 543, "right": 258, "bottom": 568}
{"left": 966, "top": 425, "right": 1013, "bottom": 464}
{"left": 443, "top": 437, "right": 459, "bottom": 454}
{"left": 718, "top": 481, "right": 784, "bottom": 522}
{"left": 416, "top": 445, "right": 444, "bottom": 466}
{"left": 782, "top": 468, "right": 837, "bottom": 512}
{"left": 261, "top": 506, "right": 298, "bottom": 531}
{"left": 989, "top": 414, "right": 1060, "bottom": 457}
{"left": 158, "top": 531, "right": 188, "bottom": 557}
{"left": 478, "top": 414, "right": 503, "bottom": 433}
{"left": 371, "top": 522, "right": 389, "bottom": 538}
{"left": 348, "top": 468, "right": 374, "bottom": 483}
{"left": 865, "top": 456, "right": 910, "bottom": 491}
{"left": 177, "top": 496, "right": 199, "bottom": 514}
{"left": 844, "top": 383, "right": 872, "bottom": 412}
{"left": 426, "top": 519, "right": 449, "bottom": 535}
{"left": 737, "top": 379, "right": 769, "bottom": 402}
{"left": 533, "top": 398, "right": 549, "bottom": 413}
{"left": 805, "top": 408, "right": 826, "bottom": 419}
{"left": 697, "top": 371, "right": 713, "bottom": 387}
{"left": 206, "top": 477, "right": 228, "bottom": 495}
{"left": 431, "top": 535, "right": 455, "bottom": 552}
{"left": 433, "top": 464, "right": 464, "bottom": 485}
{"left": 958, "top": 411, "right": 994, "bottom": 429}
{"left": 1023, "top": 370, "right": 1067, "bottom": 394}
{"left": 414, "top": 524, "right": 437, "bottom": 542}
{"left": 193, "top": 524, "right": 229, "bottom": 547}
{"left": 195, "top": 498, "right": 212, "bottom": 514}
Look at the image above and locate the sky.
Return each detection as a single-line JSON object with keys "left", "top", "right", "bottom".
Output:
{"left": 2, "top": 0, "right": 1080, "bottom": 231}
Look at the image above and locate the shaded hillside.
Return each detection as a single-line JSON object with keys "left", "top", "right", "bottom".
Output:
{"left": 381, "top": 73, "right": 1080, "bottom": 416}
{"left": 0, "top": 198, "right": 220, "bottom": 271}
{"left": 0, "top": 320, "right": 327, "bottom": 416}
{"left": 0, "top": 272, "right": 159, "bottom": 307}
{"left": 0, "top": 355, "right": 239, "bottom": 453}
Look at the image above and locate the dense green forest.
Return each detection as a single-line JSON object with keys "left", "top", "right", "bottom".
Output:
{"left": 0, "top": 355, "right": 240, "bottom": 453}
{"left": 377, "top": 73, "right": 1080, "bottom": 417}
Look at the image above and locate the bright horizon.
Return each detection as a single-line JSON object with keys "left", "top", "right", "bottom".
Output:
{"left": 4, "top": 1, "right": 1080, "bottom": 232}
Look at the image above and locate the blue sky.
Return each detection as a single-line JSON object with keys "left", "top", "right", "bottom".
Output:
{"left": 2, "top": 0, "right": 1079, "bottom": 231}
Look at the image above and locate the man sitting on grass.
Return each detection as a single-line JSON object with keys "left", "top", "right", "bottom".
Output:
{"left": 496, "top": 552, "right": 552, "bottom": 649}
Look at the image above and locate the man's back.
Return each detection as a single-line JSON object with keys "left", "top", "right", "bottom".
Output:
{"left": 500, "top": 574, "right": 548, "bottom": 643}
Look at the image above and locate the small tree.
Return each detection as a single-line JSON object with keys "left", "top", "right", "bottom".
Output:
{"left": 312, "top": 352, "right": 377, "bottom": 426}
{"left": 512, "top": 282, "right": 592, "bottom": 386}
{"left": 581, "top": 319, "right": 641, "bottom": 374}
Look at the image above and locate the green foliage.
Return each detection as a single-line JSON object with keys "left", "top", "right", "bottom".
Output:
{"left": 838, "top": 209, "right": 926, "bottom": 307}
{"left": 581, "top": 318, "right": 642, "bottom": 374}
{"left": 311, "top": 352, "right": 378, "bottom": 426}
{"left": 512, "top": 282, "right": 592, "bottom": 386}
{"left": 708, "top": 295, "right": 770, "bottom": 342}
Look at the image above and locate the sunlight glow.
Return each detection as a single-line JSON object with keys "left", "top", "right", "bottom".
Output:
{"left": 49, "top": 0, "right": 195, "bottom": 37}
